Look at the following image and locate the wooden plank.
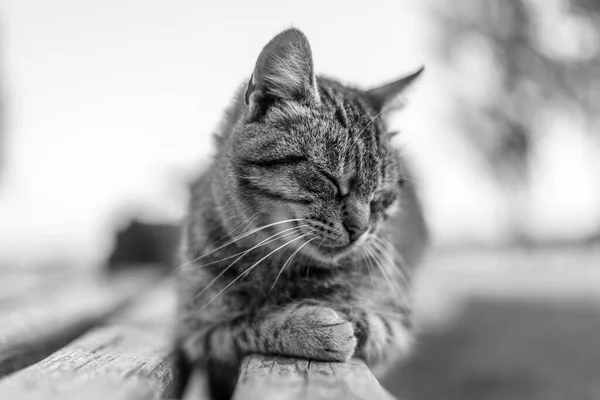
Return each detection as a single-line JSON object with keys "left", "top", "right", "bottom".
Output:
{"left": 1, "top": 274, "right": 396, "bottom": 400}
{"left": 107, "top": 279, "right": 176, "bottom": 326}
{"left": 231, "top": 355, "right": 398, "bottom": 400}
{"left": 0, "top": 272, "right": 156, "bottom": 377}
{"left": 0, "top": 326, "right": 173, "bottom": 400}
{"left": 0, "top": 281, "right": 179, "bottom": 400}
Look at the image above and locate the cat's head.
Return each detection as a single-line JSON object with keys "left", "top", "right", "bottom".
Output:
{"left": 227, "top": 28, "right": 422, "bottom": 263}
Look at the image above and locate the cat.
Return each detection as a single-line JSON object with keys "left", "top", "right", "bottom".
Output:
{"left": 176, "top": 27, "right": 429, "bottom": 399}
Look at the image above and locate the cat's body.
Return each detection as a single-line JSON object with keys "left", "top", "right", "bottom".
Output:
{"left": 177, "top": 28, "right": 428, "bottom": 399}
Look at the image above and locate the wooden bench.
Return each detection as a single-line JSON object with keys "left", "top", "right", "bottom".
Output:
{"left": 0, "top": 269, "right": 398, "bottom": 400}
{"left": 4, "top": 249, "right": 599, "bottom": 399}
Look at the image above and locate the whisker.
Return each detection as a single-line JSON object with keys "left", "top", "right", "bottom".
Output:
{"left": 191, "top": 225, "right": 309, "bottom": 270}
{"left": 193, "top": 226, "right": 308, "bottom": 299}
{"left": 190, "top": 207, "right": 259, "bottom": 255}
{"left": 360, "top": 247, "right": 376, "bottom": 291}
{"left": 270, "top": 237, "right": 315, "bottom": 292}
{"left": 180, "top": 218, "right": 305, "bottom": 268}
{"left": 365, "top": 242, "right": 407, "bottom": 304}
{"left": 374, "top": 243, "right": 413, "bottom": 303}
{"left": 372, "top": 237, "right": 411, "bottom": 285}
{"left": 232, "top": 172, "right": 257, "bottom": 181}
{"left": 372, "top": 238, "right": 438, "bottom": 323}
{"left": 372, "top": 309, "right": 410, "bottom": 320}
{"left": 200, "top": 233, "right": 310, "bottom": 310}
{"left": 210, "top": 199, "right": 283, "bottom": 248}
{"left": 350, "top": 109, "right": 385, "bottom": 150}
{"left": 370, "top": 238, "right": 406, "bottom": 283}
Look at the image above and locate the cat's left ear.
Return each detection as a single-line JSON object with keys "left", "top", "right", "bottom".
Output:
{"left": 365, "top": 67, "right": 424, "bottom": 113}
{"left": 244, "top": 28, "right": 320, "bottom": 117}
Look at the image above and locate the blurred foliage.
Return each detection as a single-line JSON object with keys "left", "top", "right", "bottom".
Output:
{"left": 431, "top": 0, "right": 600, "bottom": 240}
{"left": 433, "top": 0, "right": 600, "bottom": 178}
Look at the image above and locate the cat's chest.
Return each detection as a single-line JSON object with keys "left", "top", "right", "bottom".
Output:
{"left": 228, "top": 264, "right": 363, "bottom": 308}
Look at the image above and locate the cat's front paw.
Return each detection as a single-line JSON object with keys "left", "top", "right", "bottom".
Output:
{"left": 284, "top": 305, "right": 357, "bottom": 362}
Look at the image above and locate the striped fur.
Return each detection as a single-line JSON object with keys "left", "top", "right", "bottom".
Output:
{"left": 177, "top": 28, "right": 428, "bottom": 399}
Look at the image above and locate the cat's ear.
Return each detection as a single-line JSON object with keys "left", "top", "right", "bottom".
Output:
{"left": 244, "top": 28, "right": 320, "bottom": 112}
{"left": 365, "top": 67, "right": 424, "bottom": 113}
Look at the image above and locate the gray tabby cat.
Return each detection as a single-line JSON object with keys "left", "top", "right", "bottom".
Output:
{"left": 177, "top": 28, "right": 429, "bottom": 399}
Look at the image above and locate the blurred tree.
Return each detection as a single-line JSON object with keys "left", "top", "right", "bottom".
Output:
{"left": 431, "top": 0, "right": 600, "bottom": 244}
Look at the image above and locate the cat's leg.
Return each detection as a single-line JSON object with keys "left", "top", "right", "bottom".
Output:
{"left": 208, "top": 301, "right": 357, "bottom": 364}
{"left": 347, "top": 308, "right": 413, "bottom": 376}
{"left": 182, "top": 301, "right": 358, "bottom": 370}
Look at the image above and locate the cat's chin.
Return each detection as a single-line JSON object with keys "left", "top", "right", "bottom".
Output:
{"left": 304, "top": 242, "right": 358, "bottom": 264}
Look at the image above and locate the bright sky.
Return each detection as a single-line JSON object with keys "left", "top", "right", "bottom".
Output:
{"left": 0, "top": 0, "right": 598, "bottom": 268}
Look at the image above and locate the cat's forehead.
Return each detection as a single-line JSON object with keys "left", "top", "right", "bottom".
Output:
{"left": 270, "top": 82, "right": 383, "bottom": 146}
{"left": 279, "top": 98, "right": 385, "bottom": 189}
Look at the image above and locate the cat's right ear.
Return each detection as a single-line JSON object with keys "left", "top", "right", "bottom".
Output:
{"left": 244, "top": 28, "right": 320, "bottom": 117}
{"left": 365, "top": 67, "right": 424, "bottom": 114}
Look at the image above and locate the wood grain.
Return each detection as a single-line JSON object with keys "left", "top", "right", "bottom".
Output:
{"left": 0, "top": 276, "right": 395, "bottom": 400}
{"left": 231, "top": 355, "right": 398, "bottom": 400}
{"left": 0, "top": 281, "right": 178, "bottom": 400}
{"left": 0, "top": 326, "right": 173, "bottom": 400}
{"left": 0, "top": 272, "right": 156, "bottom": 377}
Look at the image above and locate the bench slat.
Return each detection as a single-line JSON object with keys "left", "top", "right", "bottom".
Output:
{"left": 1, "top": 276, "right": 397, "bottom": 400}
{"left": 0, "top": 272, "right": 155, "bottom": 377}
{"left": 0, "top": 281, "right": 177, "bottom": 400}
{"left": 0, "top": 325, "right": 173, "bottom": 400}
{"left": 231, "top": 355, "right": 398, "bottom": 400}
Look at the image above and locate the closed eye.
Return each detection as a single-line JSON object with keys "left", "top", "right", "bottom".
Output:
{"left": 241, "top": 154, "right": 339, "bottom": 198}
{"left": 243, "top": 154, "right": 307, "bottom": 168}
{"left": 319, "top": 170, "right": 340, "bottom": 197}
{"left": 370, "top": 190, "right": 397, "bottom": 213}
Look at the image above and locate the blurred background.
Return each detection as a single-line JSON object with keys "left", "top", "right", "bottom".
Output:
{"left": 0, "top": 0, "right": 599, "bottom": 398}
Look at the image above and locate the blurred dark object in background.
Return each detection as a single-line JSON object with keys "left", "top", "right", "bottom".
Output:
{"left": 433, "top": 0, "right": 600, "bottom": 244}
{"left": 107, "top": 219, "right": 181, "bottom": 272}
{"left": 587, "top": 231, "right": 600, "bottom": 246}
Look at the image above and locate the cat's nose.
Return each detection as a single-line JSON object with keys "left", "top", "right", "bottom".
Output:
{"left": 344, "top": 222, "right": 368, "bottom": 242}
{"left": 342, "top": 194, "right": 370, "bottom": 242}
